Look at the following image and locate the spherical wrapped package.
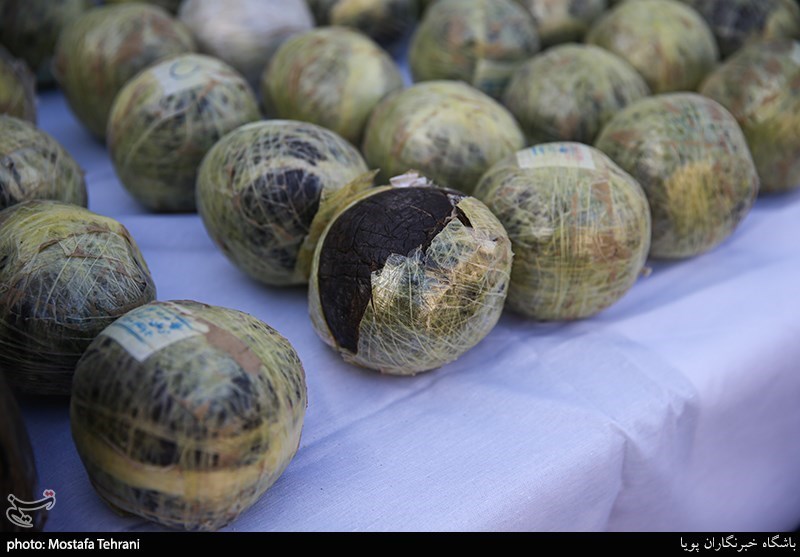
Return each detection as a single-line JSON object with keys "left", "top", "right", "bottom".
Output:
{"left": 409, "top": 0, "right": 540, "bottom": 99}
{"left": 107, "top": 54, "right": 261, "bottom": 212}
{"left": 514, "top": 0, "right": 606, "bottom": 47}
{"left": 52, "top": 4, "right": 196, "bottom": 139}
{"left": 0, "top": 116, "right": 87, "bottom": 210}
{"left": 474, "top": 143, "right": 650, "bottom": 320}
{"left": 178, "top": 0, "right": 314, "bottom": 87}
{"left": 503, "top": 44, "right": 650, "bottom": 145}
{"left": 197, "top": 120, "right": 370, "bottom": 286}
{"left": 680, "top": 0, "right": 800, "bottom": 58}
{"left": 700, "top": 40, "right": 800, "bottom": 194}
{"left": 70, "top": 300, "right": 307, "bottom": 531}
{"left": 1, "top": 375, "right": 47, "bottom": 532}
{"left": 586, "top": 0, "right": 718, "bottom": 94}
{"left": 0, "top": 201, "right": 157, "bottom": 396}
{"left": 262, "top": 27, "right": 404, "bottom": 145}
{"left": 105, "top": 0, "right": 183, "bottom": 14}
{"left": 363, "top": 81, "right": 525, "bottom": 194}
{"left": 309, "top": 174, "right": 513, "bottom": 375}
{"left": 595, "top": 93, "right": 758, "bottom": 259}
{"left": 0, "top": 47, "right": 36, "bottom": 124}
{"left": 306, "top": 0, "right": 420, "bottom": 45}
{"left": 0, "top": 0, "right": 92, "bottom": 86}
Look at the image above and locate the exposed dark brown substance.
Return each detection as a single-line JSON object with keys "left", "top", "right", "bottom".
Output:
{"left": 317, "top": 187, "right": 468, "bottom": 353}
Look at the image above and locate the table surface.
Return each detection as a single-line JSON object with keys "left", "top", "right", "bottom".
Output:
{"left": 16, "top": 89, "right": 800, "bottom": 533}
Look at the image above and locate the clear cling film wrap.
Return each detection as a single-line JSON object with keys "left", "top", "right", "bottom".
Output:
{"left": 107, "top": 54, "right": 261, "bottom": 213}
{"left": 595, "top": 93, "right": 759, "bottom": 260}
{"left": 178, "top": 0, "right": 314, "bottom": 87}
{"left": 306, "top": 0, "right": 420, "bottom": 45}
{"left": 1, "top": 375, "right": 46, "bottom": 532}
{"left": 0, "top": 116, "right": 87, "bottom": 210}
{"left": 679, "top": 0, "right": 800, "bottom": 58}
{"left": 52, "top": 3, "right": 196, "bottom": 139}
{"left": 362, "top": 80, "right": 525, "bottom": 195}
{"left": 503, "top": 44, "right": 650, "bottom": 145}
{"left": 262, "top": 27, "right": 404, "bottom": 145}
{"left": 586, "top": 0, "right": 719, "bottom": 94}
{"left": 474, "top": 142, "right": 651, "bottom": 321}
{"left": 700, "top": 39, "right": 800, "bottom": 194}
{"left": 309, "top": 176, "right": 513, "bottom": 375}
{"left": 0, "top": 47, "right": 36, "bottom": 124}
{"left": 105, "top": 0, "right": 183, "bottom": 14}
{"left": 409, "top": 0, "right": 540, "bottom": 99}
{"left": 197, "top": 120, "right": 370, "bottom": 286}
{"left": 70, "top": 300, "right": 307, "bottom": 531}
{"left": 0, "top": 201, "right": 156, "bottom": 396}
{"left": 0, "top": 0, "right": 92, "bottom": 86}
{"left": 514, "top": 0, "right": 607, "bottom": 47}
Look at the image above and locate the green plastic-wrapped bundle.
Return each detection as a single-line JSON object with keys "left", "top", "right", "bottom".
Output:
{"left": 409, "top": 0, "right": 540, "bottom": 99}
{"left": 0, "top": 48, "right": 36, "bottom": 123}
{"left": 474, "top": 143, "right": 650, "bottom": 320}
{"left": 503, "top": 44, "right": 650, "bottom": 145}
{"left": 262, "top": 27, "right": 404, "bottom": 145}
{"left": 179, "top": 0, "right": 314, "bottom": 86}
{"left": 71, "top": 300, "right": 307, "bottom": 531}
{"left": 0, "top": 201, "right": 157, "bottom": 395}
{"left": 0, "top": 116, "right": 87, "bottom": 209}
{"left": 515, "top": 0, "right": 607, "bottom": 47}
{"left": 0, "top": 0, "right": 92, "bottom": 86}
{"left": 587, "top": 0, "right": 718, "bottom": 93}
{"left": 307, "top": 0, "right": 420, "bottom": 44}
{"left": 105, "top": 0, "right": 183, "bottom": 13}
{"left": 363, "top": 81, "right": 525, "bottom": 194}
{"left": 596, "top": 93, "right": 758, "bottom": 259}
{"left": 107, "top": 54, "right": 261, "bottom": 212}
{"left": 53, "top": 4, "right": 196, "bottom": 139}
{"left": 309, "top": 174, "right": 513, "bottom": 375}
{"left": 680, "top": 0, "right": 800, "bottom": 57}
{"left": 197, "top": 120, "right": 370, "bottom": 286}
{"left": 1, "top": 375, "right": 47, "bottom": 532}
{"left": 700, "top": 40, "right": 800, "bottom": 194}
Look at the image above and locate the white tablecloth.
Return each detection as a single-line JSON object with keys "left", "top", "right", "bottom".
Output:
{"left": 17, "top": 90, "right": 800, "bottom": 532}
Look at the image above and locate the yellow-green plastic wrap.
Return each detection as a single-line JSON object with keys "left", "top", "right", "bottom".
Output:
{"left": 70, "top": 300, "right": 307, "bottom": 531}
{"left": 503, "top": 44, "right": 650, "bottom": 145}
{"left": 474, "top": 142, "right": 650, "bottom": 321}
{"left": 309, "top": 175, "right": 513, "bottom": 375}
{"left": 105, "top": 0, "right": 183, "bottom": 14}
{"left": 107, "top": 54, "right": 261, "bottom": 213}
{"left": 178, "top": 0, "right": 314, "bottom": 86}
{"left": 306, "top": 0, "right": 420, "bottom": 44}
{"left": 700, "top": 40, "right": 800, "bottom": 194}
{"left": 0, "top": 47, "right": 36, "bottom": 124}
{"left": 52, "top": 4, "right": 196, "bottom": 139}
{"left": 362, "top": 81, "right": 525, "bottom": 194}
{"left": 1, "top": 374, "right": 47, "bottom": 532}
{"left": 409, "top": 0, "right": 540, "bottom": 99}
{"left": 0, "top": 201, "right": 157, "bottom": 395}
{"left": 680, "top": 0, "right": 800, "bottom": 58}
{"left": 0, "top": 0, "right": 92, "bottom": 86}
{"left": 587, "top": 0, "right": 718, "bottom": 94}
{"left": 0, "top": 116, "right": 87, "bottom": 209}
{"left": 514, "top": 0, "right": 606, "bottom": 47}
{"left": 262, "top": 27, "right": 404, "bottom": 145}
{"left": 595, "top": 93, "right": 758, "bottom": 259}
{"left": 197, "top": 120, "right": 370, "bottom": 286}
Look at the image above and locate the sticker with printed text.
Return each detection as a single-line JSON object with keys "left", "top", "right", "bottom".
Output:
{"left": 102, "top": 303, "right": 208, "bottom": 362}
{"left": 516, "top": 143, "right": 597, "bottom": 171}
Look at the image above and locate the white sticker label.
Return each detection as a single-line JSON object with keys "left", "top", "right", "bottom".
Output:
{"left": 150, "top": 58, "right": 207, "bottom": 96}
{"left": 516, "top": 143, "right": 597, "bottom": 171}
{"left": 102, "top": 303, "right": 209, "bottom": 362}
